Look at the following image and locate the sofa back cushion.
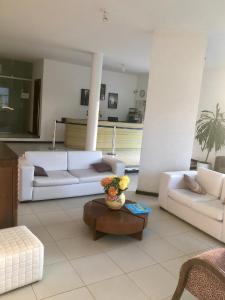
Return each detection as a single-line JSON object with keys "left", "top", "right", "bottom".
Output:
{"left": 67, "top": 151, "right": 102, "bottom": 170}
{"left": 25, "top": 151, "right": 68, "bottom": 171}
{"left": 196, "top": 168, "right": 225, "bottom": 198}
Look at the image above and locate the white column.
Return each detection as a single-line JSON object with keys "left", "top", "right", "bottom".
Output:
{"left": 85, "top": 53, "right": 103, "bottom": 151}
{"left": 138, "top": 32, "right": 207, "bottom": 193}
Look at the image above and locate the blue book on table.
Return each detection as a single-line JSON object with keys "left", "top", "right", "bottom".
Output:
{"left": 125, "top": 203, "right": 152, "bottom": 215}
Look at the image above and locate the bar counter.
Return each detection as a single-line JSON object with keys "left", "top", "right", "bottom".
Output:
{"left": 63, "top": 118, "right": 143, "bottom": 150}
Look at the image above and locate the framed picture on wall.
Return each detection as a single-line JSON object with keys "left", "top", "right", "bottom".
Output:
{"left": 100, "top": 84, "right": 106, "bottom": 100}
{"left": 80, "top": 89, "right": 89, "bottom": 106}
{"left": 108, "top": 93, "right": 118, "bottom": 109}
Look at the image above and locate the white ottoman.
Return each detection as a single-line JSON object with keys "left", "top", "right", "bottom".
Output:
{"left": 0, "top": 225, "right": 44, "bottom": 294}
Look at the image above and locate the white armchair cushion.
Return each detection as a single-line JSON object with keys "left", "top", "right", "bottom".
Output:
{"left": 69, "top": 168, "right": 113, "bottom": 183}
{"left": 196, "top": 168, "right": 225, "bottom": 198}
{"left": 67, "top": 151, "right": 102, "bottom": 170}
{"left": 25, "top": 151, "right": 68, "bottom": 171}
{"left": 33, "top": 170, "right": 79, "bottom": 187}
{"left": 192, "top": 200, "right": 224, "bottom": 221}
{"left": 168, "top": 188, "right": 217, "bottom": 208}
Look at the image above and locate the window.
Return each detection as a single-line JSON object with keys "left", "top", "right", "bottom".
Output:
{"left": 0, "top": 87, "right": 9, "bottom": 108}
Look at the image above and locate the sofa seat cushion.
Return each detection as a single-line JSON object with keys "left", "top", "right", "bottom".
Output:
{"left": 69, "top": 168, "right": 113, "bottom": 183}
{"left": 33, "top": 170, "right": 79, "bottom": 187}
{"left": 192, "top": 200, "right": 224, "bottom": 221}
{"left": 168, "top": 188, "right": 217, "bottom": 208}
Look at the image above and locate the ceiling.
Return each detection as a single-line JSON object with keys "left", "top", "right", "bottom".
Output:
{"left": 1, "top": 0, "right": 225, "bottom": 74}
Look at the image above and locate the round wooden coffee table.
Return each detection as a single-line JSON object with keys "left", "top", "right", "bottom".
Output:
{"left": 83, "top": 198, "right": 148, "bottom": 240}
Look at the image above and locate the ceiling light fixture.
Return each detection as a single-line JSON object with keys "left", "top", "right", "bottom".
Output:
{"left": 100, "top": 9, "right": 109, "bottom": 23}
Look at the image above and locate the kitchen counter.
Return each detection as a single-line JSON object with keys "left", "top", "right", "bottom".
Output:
{"left": 63, "top": 118, "right": 143, "bottom": 150}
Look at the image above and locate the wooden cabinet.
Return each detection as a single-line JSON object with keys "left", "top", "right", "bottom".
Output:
{"left": 0, "top": 142, "right": 18, "bottom": 228}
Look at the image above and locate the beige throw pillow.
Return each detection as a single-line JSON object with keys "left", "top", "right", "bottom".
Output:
{"left": 183, "top": 174, "right": 206, "bottom": 195}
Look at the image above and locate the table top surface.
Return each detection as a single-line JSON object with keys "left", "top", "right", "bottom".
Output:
{"left": 83, "top": 198, "right": 148, "bottom": 222}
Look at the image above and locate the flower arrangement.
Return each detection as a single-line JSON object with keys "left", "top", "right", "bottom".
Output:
{"left": 101, "top": 176, "right": 130, "bottom": 205}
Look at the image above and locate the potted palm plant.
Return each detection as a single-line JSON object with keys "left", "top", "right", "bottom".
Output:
{"left": 195, "top": 103, "right": 225, "bottom": 168}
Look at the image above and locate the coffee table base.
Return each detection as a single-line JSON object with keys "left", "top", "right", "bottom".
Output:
{"left": 92, "top": 229, "right": 143, "bottom": 241}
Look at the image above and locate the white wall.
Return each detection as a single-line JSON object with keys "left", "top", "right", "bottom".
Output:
{"left": 138, "top": 32, "right": 206, "bottom": 193}
{"left": 40, "top": 59, "right": 138, "bottom": 141}
{"left": 100, "top": 70, "right": 137, "bottom": 121}
{"left": 135, "top": 74, "right": 149, "bottom": 102}
{"left": 192, "top": 66, "right": 225, "bottom": 164}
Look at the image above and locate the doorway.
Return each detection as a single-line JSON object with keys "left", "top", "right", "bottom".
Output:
{"left": 32, "top": 79, "right": 41, "bottom": 136}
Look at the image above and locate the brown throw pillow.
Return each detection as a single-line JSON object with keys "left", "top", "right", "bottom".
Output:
{"left": 184, "top": 174, "right": 206, "bottom": 194}
{"left": 91, "top": 162, "right": 112, "bottom": 172}
{"left": 34, "top": 165, "right": 48, "bottom": 177}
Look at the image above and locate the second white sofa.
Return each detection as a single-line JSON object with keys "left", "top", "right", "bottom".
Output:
{"left": 159, "top": 168, "right": 225, "bottom": 243}
{"left": 19, "top": 151, "right": 125, "bottom": 202}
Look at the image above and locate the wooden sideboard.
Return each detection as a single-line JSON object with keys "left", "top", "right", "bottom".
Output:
{"left": 0, "top": 142, "right": 18, "bottom": 228}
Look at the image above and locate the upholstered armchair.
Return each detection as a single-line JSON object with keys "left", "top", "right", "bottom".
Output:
{"left": 172, "top": 248, "right": 225, "bottom": 300}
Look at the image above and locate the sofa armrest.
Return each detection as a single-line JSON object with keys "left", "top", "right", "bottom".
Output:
{"left": 19, "top": 157, "right": 34, "bottom": 201}
{"left": 221, "top": 206, "right": 225, "bottom": 242}
{"left": 103, "top": 156, "right": 125, "bottom": 176}
{"left": 158, "top": 170, "right": 197, "bottom": 209}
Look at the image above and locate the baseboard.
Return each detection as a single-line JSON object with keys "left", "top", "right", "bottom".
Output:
{"left": 136, "top": 189, "right": 159, "bottom": 197}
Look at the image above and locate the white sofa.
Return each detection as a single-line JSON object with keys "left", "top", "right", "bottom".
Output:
{"left": 19, "top": 151, "right": 125, "bottom": 202}
{"left": 159, "top": 168, "right": 225, "bottom": 243}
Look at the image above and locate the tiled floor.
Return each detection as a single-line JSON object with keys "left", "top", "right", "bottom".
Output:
{"left": 4, "top": 176, "right": 224, "bottom": 300}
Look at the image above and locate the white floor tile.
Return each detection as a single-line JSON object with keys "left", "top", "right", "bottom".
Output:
{"left": 18, "top": 203, "right": 33, "bottom": 215}
{"left": 161, "top": 255, "right": 189, "bottom": 278}
{"left": 142, "top": 227, "right": 161, "bottom": 241}
{"left": 0, "top": 286, "right": 36, "bottom": 300}
{"left": 56, "top": 236, "right": 102, "bottom": 260}
{"left": 150, "top": 219, "right": 191, "bottom": 237}
{"left": 63, "top": 208, "right": 84, "bottom": 220}
{"left": 30, "top": 201, "right": 62, "bottom": 214}
{"left": 95, "top": 235, "right": 138, "bottom": 252}
{"left": 71, "top": 253, "right": 123, "bottom": 284}
{"left": 89, "top": 274, "right": 148, "bottom": 300}
{"left": 165, "top": 233, "right": 210, "bottom": 254}
{"left": 57, "top": 198, "right": 86, "bottom": 210}
{"left": 18, "top": 214, "right": 42, "bottom": 227}
{"left": 44, "top": 287, "right": 94, "bottom": 300}
{"left": 187, "top": 229, "right": 225, "bottom": 248}
{"left": 32, "top": 261, "right": 83, "bottom": 299}
{"left": 107, "top": 244, "right": 156, "bottom": 272}
{"left": 129, "top": 264, "right": 177, "bottom": 300}
{"left": 139, "top": 238, "right": 184, "bottom": 262}
{"left": 36, "top": 211, "right": 73, "bottom": 226}
{"left": 29, "top": 225, "right": 54, "bottom": 244}
{"left": 44, "top": 241, "right": 67, "bottom": 265}
{"left": 163, "top": 290, "right": 197, "bottom": 300}
{"left": 46, "top": 221, "right": 85, "bottom": 241}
